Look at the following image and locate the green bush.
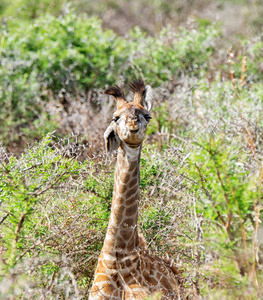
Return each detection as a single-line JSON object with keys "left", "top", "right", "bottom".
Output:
{"left": 159, "top": 74, "right": 263, "bottom": 298}
{"left": 128, "top": 24, "right": 218, "bottom": 86}
{"left": 0, "top": 134, "right": 113, "bottom": 297}
{"left": 0, "top": 0, "right": 67, "bottom": 19}
{"left": 0, "top": 13, "right": 219, "bottom": 151}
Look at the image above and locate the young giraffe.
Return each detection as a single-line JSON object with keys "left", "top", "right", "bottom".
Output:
{"left": 89, "top": 80, "right": 185, "bottom": 299}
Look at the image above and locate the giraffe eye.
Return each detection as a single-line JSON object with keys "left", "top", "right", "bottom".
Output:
{"left": 144, "top": 115, "right": 151, "bottom": 122}
{"left": 113, "top": 116, "right": 120, "bottom": 122}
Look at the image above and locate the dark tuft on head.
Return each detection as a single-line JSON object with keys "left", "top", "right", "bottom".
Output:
{"left": 104, "top": 85, "right": 124, "bottom": 98}
{"left": 128, "top": 79, "right": 146, "bottom": 95}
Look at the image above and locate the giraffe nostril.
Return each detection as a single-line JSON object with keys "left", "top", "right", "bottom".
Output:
{"left": 126, "top": 119, "right": 139, "bottom": 131}
{"left": 128, "top": 115, "right": 138, "bottom": 121}
{"left": 126, "top": 116, "right": 139, "bottom": 128}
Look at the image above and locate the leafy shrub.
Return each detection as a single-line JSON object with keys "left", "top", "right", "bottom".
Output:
{"left": 128, "top": 24, "right": 218, "bottom": 86}
{"left": 0, "top": 0, "right": 69, "bottom": 19}
{"left": 242, "top": 38, "right": 263, "bottom": 83}
{"left": 0, "top": 13, "right": 219, "bottom": 152}
{"left": 0, "top": 135, "right": 114, "bottom": 297}
{"left": 148, "top": 67, "right": 263, "bottom": 297}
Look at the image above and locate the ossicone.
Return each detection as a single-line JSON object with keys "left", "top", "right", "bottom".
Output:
{"left": 105, "top": 85, "right": 127, "bottom": 109}
{"left": 128, "top": 79, "right": 146, "bottom": 96}
{"left": 129, "top": 79, "right": 153, "bottom": 112}
{"left": 105, "top": 79, "right": 154, "bottom": 112}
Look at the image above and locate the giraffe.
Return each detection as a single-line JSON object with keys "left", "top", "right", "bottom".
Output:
{"left": 89, "top": 80, "right": 185, "bottom": 300}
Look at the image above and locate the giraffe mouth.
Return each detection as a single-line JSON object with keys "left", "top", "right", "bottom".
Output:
{"left": 130, "top": 129, "right": 139, "bottom": 133}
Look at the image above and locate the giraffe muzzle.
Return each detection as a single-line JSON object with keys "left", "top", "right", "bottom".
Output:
{"left": 126, "top": 121, "right": 140, "bottom": 132}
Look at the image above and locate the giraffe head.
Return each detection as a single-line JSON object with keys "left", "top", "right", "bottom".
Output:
{"left": 104, "top": 80, "right": 154, "bottom": 153}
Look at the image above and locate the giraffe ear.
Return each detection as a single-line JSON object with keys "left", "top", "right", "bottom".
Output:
{"left": 104, "top": 121, "right": 120, "bottom": 153}
{"left": 144, "top": 85, "right": 154, "bottom": 112}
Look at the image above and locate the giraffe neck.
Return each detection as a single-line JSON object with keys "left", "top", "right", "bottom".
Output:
{"left": 102, "top": 144, "right": 141, "bottom": 255}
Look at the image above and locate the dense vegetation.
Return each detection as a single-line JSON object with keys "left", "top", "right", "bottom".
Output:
{"left": 0, "top": 1, "right": 263, "bottom": 299}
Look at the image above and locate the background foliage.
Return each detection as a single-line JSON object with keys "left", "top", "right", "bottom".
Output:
{"left": 0, "top": 0, "right": 263, "bottom": 299}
